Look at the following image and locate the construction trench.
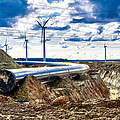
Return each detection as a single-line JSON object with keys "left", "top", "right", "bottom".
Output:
{"left": 0, "top": 50, "right": 119, "bottom": 103}
{"left": 0, "top": 50, "right": 120, "bottom": 119}
{"left": 0, "top": 62, "right": 110, "bottom": 105}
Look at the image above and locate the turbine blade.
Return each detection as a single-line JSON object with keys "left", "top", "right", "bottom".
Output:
{"left": 38, "top": 17, "right": 42, "bottom": 21}
{"left": 23, "top": 41, "right": 25, "bottom": 47}
{"left": 2, "top": 45, "right": 5, "bottom": 48}
{"left": 5, "top": 37, "right": 7, "bottom": 45}
{"left": 43, "top": 18, "right": 50, "bottom": 27}
{"left": 8, "top": 47, "right": 12, "bottom": 50}
{"left": 37, "top": 20, "right": 42, "bottom": 28}
{"left": 5, "top": 40, "right": 7, "bottom": 44}
{"left": 41, "top": 29, "right": 44, "bottom": 44}
{"left": 25, "top": 32, "right": 26, "bottom": 40}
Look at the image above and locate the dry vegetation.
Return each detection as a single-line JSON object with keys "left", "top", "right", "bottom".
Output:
{"left": 0, "top": 49, "right": 19, "bottom": 69}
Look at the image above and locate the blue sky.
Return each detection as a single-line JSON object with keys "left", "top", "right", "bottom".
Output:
{"left": 1, "top": 0, "right": 120, "bottom": 32}
{"left": 0, "top": 0, "right": 28, "bottom": 27}
{"left": 1, "top": 0, "right": 120, "bottom": 57}
{"left": 1, "top": 0, "right": 120, "bottom": 25}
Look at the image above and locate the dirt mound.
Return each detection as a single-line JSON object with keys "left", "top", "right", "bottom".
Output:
{"left": 0, "top": 49, "right": 19, "bottom": 69}
{"left": 12, "top": 71, "right": 109, "bottom": 105}
{"left": 13, "top": 75, "right": 51, "bottom": 104}
{"left": 0, "top": 74, "right": 118, "bottom": 119}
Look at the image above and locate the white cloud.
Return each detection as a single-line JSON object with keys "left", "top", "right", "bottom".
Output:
{"left": 1, "top": 0, "right": 120, "bottom": 60}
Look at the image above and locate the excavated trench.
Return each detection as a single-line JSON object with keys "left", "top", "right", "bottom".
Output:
{"left": 0, "top": 49, "right": 118, "bottom": 103}
{"left": 9, "top": 70, "right": 110, "bottom": 105}
{"left": 100, "top": 66, "right": 120, "bottom": 89}
{"left": 0, "top": 60, "right": 119, "bottom": 103}
{"left": 88, "top": 62, "right": 120, "bottom": 88}
{"left": 0, "top": 50, "right": 120, "bottom": 119}
{"left": 88, "top": 62, "right": 120, "bottom": 99}
{"left": 0, "top": 60, "right": 110, "bottom": 103}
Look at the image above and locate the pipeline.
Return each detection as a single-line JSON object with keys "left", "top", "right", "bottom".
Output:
{"left": 0, "top": 61, "right": 89, "bottom": 93}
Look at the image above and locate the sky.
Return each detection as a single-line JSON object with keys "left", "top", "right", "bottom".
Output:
{"left": 0, "top": 0, "right": 120, "bottom": 60}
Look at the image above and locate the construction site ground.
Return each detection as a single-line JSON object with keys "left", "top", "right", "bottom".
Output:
{"left": 0, "top": 95, "right": 119, "bottom": 120}
{"left": 0, "top": 49, "right": 120, "bottom": 120}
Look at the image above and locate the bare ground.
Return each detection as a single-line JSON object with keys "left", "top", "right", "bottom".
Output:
{"left": 0, "top": 94, "right": 119, "bottom": 120}
{"left": 0, "top": 50, "right": 120, "bottom": 120}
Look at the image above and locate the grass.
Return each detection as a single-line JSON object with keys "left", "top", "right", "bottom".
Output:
{"left": 0, "top": 49, "right": 19, "bottom": 70}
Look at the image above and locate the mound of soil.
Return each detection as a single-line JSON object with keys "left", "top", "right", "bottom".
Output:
{"left": 0, "top": 49, "right": 19, "bottom": 69}
{"left": 11, "top": 70, "right": 109, "bottom": 105}
{"left": 13, "top": 75, "right": 51, "bottom": 104}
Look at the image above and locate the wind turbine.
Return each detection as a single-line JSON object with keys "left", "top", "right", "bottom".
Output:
{"left": 3, "top": 37, "right": 8, "bottom": 53}
{"left": 23, "top": 32, "right": 28, "bottom": 61}
{"left": 37, "top": 18, "right": 50, "bottom": 61}
{"left": 104, "top": 44, "right": 107, "bottom": 62}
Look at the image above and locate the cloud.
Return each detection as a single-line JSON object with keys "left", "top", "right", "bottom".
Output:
{"left": 68, "top": 0, "right": 94, "bottom": 18}
{"left": 33, "top": 24, "right": 70, "bottom": 31}
{"left": 48, "top": 25, "right": 70, "bottom": 31}
{"left": 69, "top": 0, "right": 120, "bottom": 24}
{"left": 70, "top": 18, "right": 103, "bottom": 24}
{"left": 13, "top": 0, "right": 70, "bottom": 31}
{"left": 1, "top": 0, "right": 120, "bottom": 60}
{"left": 64, "top": 38, "right": 85, "bottom": 42}
{"left": 70, "top": 17, "right": 120, "bottom": 24}
{"left": 47, "top": 0, "right": 64, "bottom": 4}
{"left": 114, "top": 30, "right": 120, "bottom": 34}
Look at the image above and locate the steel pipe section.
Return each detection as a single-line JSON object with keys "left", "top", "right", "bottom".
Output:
{"left": 0, "top": 70, "right": 16, "bottom": 93}
{"left": 9, "top": 61, "right": 89, "bottom": 79}
{"left": 0, "top": 61, "right": 89, "bottom": 93}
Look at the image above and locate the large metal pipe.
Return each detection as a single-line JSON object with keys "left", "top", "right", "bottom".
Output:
{"left": 0, "top": 61, "right": 89, "bottom": 93}
{"left": 0, "top": 70, "right": 16, "bottom": 93}
{"left": 10, "top": 61, "right": 89, "bottom": 79}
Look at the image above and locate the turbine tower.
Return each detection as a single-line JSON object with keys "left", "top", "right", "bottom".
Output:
{"left": 37, "top": 18, "right": 50, "bottom": 61}
{"left": 23, "top": 32, "right": 28, "bottom": 61}
{"left": 104, "top": 44, "right": 107, "bottom": 62}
